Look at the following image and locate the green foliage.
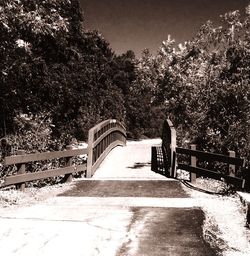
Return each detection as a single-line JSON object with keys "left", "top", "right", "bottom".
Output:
{"left": 144, "top": 7, "right": 250, "bottom": 172}
{"left": 126, "top": 48, "right": 166, "bottom": 139}
{"left": 0, "top": 112, "right": 62, "bottom": 181}
{"left": 0, "top": 0, "right": 126, "bottom": 141}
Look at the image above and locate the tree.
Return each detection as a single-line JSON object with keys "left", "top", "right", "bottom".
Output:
{"left": 0, "top": 0, "right": 127, "bottom": 141}
{"left": 142, "top": 6, "right": 250, "bottom": 167}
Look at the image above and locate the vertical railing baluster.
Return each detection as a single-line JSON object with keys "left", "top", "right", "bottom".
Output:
{"left": 65, "top": 145, "right": 73, "bottom": 182}
{"left": 16, "top": 150, "right": 26, "bottom": 191}
{"left": 229, "top": 150, "right": 236, "bottom": 177}
{"left": 87, "top": 128, "right": 94, "bottom": 178}
{"left": 190, "top": 144, "right": 197, "bottom": 183}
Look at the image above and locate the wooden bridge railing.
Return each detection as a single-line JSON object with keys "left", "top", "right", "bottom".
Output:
{"left": 156, "top": 118, "right": 246, "bottom": 189}
{"left": 87, "top": 119, "right": 126, "bottom": 177}
{"left": 0, "top": 119, "right": 126, "bottom": 190}
{"left": 161, "top": 119, "right": 176, "bottom": 178}
{"left": 2, "top": 146, "right": 87, "bottom": 190}
{"left": 176, "top": 146, "right": 245, "bottom": 188}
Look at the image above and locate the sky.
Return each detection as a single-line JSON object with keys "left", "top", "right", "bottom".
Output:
{"left": 80, "top": 0, "right": 249, "bottom": 57}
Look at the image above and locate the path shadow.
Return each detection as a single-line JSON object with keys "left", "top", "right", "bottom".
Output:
{"left": 127, "top": 162, "right": 151, "bottom": 169}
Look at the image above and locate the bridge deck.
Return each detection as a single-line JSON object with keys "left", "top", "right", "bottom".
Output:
{"left": 93, "top": 139, "right": 164, "bottom": 180}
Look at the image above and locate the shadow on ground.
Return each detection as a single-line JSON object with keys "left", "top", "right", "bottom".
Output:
{"left": 59, "top": 180, "right": 189, "bottom": 198}
{"left": 127, "top": 162, "right": 151, "bottom": 169}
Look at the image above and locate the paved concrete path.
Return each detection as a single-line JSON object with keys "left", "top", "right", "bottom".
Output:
{"left": 93, "top": 139, "right": 164, "bottom": 180}
{"left": 0, "top": 140, "right": 220, "bottom": 256}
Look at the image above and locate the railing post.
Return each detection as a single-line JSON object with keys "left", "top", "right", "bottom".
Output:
{"left": 170, "top": 128, "right": 177, "bottom": 177}
{"left": 190, "top": 144, "right": 197, "bottom": 183}
{"left": 87, "top": 129, "right": 94, "bottom": 178}
{"left": 151, "top": 146, "right": 158, "bottom": 172}
{"left": 16, "top": 150, "right": 26, "bottom": 191}
{"left": 65, "top": 145, "right": 73, "bottom": 182}
{"left": 229, "top": 150, "right": 236, "bottom": 177}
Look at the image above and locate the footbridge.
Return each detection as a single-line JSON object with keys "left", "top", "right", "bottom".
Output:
{"left": 0, "top": 119, "right": 247, "bottom": 255}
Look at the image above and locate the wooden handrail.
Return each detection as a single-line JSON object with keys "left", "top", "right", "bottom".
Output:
{"left": 87, "top": 119, "right": 126, "bottom": 178}
{"left": 93, "top": 127, "right": 126, "bottom": 148}
{"left": 1, "top": 119, "right": 126, "bottom": 190}
{"left": 1, "top": 147, "right": 87, "bottom": 190}
{"left": 176, "top": 147, "right": 244, "bottom": 166}
{"left": 4, "top": 148, "right": 87, "bottom": 166}
{"left": 178, "top": 163, "right": 245, "bottom": 188}
{"left": 4, "top": 164, "right": 87, "bottom": 186}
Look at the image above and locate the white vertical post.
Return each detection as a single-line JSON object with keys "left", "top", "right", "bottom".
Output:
{"left": 190, "top": 144, "right": 197, "bottom": 183}
{"left": 16, "top": 150, "right": 26, "bottom": 191}
{"left": 170, "top": 128, "right": 177, "bottom": 177}
{"left": 86, "top": 129, "right": 94, "bottom": 178}
{"left": 229, "top": 150, "right": 236, "bottom": 177}
{"left": 65, "top": 145, "right": 73, "bottom": 182}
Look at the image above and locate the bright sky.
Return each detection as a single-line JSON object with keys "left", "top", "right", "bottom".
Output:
{"left": 80, "top": 0, "right": 249, "bottom": 57}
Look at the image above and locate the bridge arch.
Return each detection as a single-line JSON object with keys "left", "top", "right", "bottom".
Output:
{"left": 86, "top": 119, "right": 126, "bottom": 177}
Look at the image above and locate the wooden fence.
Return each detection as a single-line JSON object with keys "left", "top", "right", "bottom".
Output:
{"left": 176, "top": 146, "right": 245, "bottom": 188}
{"left": 1, "top": 119, "right": 126, "bottom": 190}
{"left": 156, "top": 119, "right": 246, "bottom": 189}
